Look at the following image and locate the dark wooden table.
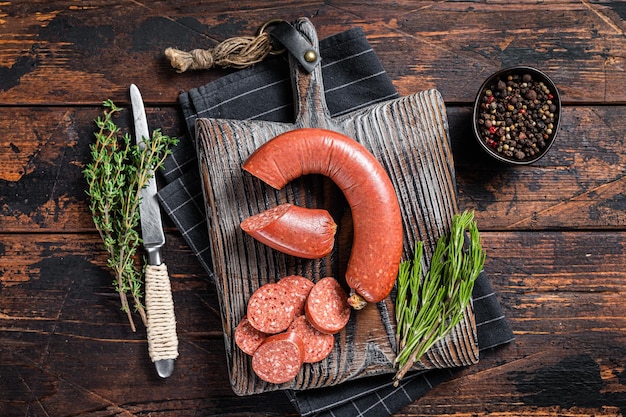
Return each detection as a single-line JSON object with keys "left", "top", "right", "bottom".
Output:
{"left": 1, "top": 2, "right": 625, "bottom": 416}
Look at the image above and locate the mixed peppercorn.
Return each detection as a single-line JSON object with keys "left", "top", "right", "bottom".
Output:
{"left": 476, "top": 71, "right": 558, "bottom": 162}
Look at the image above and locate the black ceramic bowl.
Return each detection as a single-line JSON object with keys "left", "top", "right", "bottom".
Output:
{"left": 472, "top": 66, "right": 561, "bottom": 165}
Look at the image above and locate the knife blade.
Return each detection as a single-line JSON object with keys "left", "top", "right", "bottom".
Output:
{"left": 130, "top": 83, "right": 178, "bottom": 378}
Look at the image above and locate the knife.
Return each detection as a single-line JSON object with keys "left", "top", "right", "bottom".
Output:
{"left": 130, "top": 83, "right": 178, "bottom": 378}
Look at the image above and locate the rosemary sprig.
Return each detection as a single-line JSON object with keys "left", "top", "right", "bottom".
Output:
{"left": 83, "top": 100, "right": 178, "bottom": 331}
{"left": 393, "top": 210, "right": 485, "bottom": 385}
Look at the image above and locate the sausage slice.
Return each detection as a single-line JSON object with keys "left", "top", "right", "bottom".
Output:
{"left": 234, "top": 316, "right": 269, "bottom": 356}
{"left": 251, "top": 332, "right": 305, "bottom": 384}
{"left": 305, "top": 277, "right": 351, "bottom": 334}
{"left": 247, "top": 283, "right": 297, "bottom": 334}
{"left": 288, "top": 315, "right": 334, "bottom": 363}
{"left": 278, "top": 275, "right": 314, "bottom": 316}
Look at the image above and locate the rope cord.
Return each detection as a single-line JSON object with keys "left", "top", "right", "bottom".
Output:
{"left": 164, "top": 19, "right": 287, "bottom": 73}
{"left": 164, "top": 33, "right": 272, "bottom": 73}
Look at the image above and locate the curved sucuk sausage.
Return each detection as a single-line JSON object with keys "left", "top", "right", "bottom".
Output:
{"left": 241, "top": 203, "right": 337, "bottom": 259}
{"left": 235, "top": 316, "right": 268, "bottom": 356}
{"left": 305, "top": 277, "right": 351, "bottom": 334}
{"left": 288, "top": 315, "right": 334, "bottom": 363}
{"left": 246, "top": 283, "right": 296, "bottom": 334}
{"left": 252, "top": 331, "right": 305, "bottom": 384}
{"left": 243, "top": 128, "right": 403, "bottom": 304}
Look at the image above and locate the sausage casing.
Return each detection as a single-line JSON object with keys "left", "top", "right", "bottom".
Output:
{"left": 243, "top": 128, "right": 403, "bottom": 303}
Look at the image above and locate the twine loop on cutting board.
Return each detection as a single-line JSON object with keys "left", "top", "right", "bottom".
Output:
{"left": 145, "top": 263, "right": 179, "bottom": 361}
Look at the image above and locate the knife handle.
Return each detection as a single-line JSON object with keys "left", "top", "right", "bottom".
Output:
{"left": 145, "top": 263, "right": 179, "bottom": 364}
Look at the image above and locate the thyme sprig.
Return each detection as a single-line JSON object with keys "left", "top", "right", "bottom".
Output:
{"left": 83, "top": 100, "right": 178, "bottom": 331}
{"left": 393, "top": 210, "right": 485, "bottom": 385}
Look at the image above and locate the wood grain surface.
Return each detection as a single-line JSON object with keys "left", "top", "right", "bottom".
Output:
{"left": 1, "top": 1, "right": 625, "bottom": 416}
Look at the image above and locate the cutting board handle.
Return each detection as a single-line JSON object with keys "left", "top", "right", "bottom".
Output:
{"left": 289, "top": 18, "right": 332, "bottom": 129}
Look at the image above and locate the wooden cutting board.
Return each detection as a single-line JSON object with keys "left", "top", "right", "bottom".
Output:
{"left": 196, "top": 18, "right": 479, "bottom": 396}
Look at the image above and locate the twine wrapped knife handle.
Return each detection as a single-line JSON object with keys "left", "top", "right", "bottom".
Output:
{"left": 145, "top": 263, "right": 178, "bottom": 364}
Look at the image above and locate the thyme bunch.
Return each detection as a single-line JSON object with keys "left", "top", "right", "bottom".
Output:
{"left": 84, "top": 100, "right": 178, "bottom": 331}
{"left": 393, "top": 210, "right": 485, "bottom": 385}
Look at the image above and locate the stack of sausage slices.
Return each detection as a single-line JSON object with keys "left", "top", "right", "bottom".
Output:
{"left": 235, "top": 275, "right": 350, "bottom": 384}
